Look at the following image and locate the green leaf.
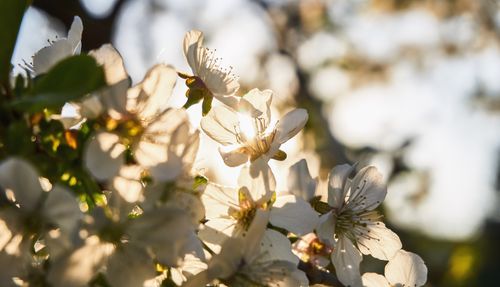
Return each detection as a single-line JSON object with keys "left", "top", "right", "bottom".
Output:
{"left": 11, "top": 55, "right": 106, "bottom": 112}
{"left": 0, "top": 0, "right": 29, "bottom": 83}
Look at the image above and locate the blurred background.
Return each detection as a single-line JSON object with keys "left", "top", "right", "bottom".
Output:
{"left": 13, "top": 0, "right": 500, "bottom": 286}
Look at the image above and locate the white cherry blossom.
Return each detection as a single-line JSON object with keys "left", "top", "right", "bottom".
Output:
{"left": 316, "top": 164, "right": 402, "bottom": 287}
{"left": 180, "top": 30, "right": 240, "bottom": 115}
{"left": 83, "top": 63, "right": 189, "bottom": 181}
{"left": 201, "top": 88, "right": 308, "bottom": 170}
{"left": 0, "top": 158, "right": 81, "bottom": 284}
{"left": 183, "top": 209, "right": 309, "bottom": 287}
{"left": 48, "top": 192, "right": 199, "bottom": 287}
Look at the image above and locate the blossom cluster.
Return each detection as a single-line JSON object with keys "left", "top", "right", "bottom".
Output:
{"left": 0, "top": 16, "right": 427, "bottom": 287}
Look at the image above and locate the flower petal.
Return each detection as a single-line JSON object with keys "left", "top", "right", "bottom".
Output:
{"left": 112, "top": 165, "right": 144, "bottom": 203}
{"left": 275, "top": 109, "right": 308, "bottom": 144}
{"left": 327, "top": 164, "right": 354, "bottom": 209}
{"left": 201, "top": 106, "right": 240, "bottom": 146}
{"left": 88, "top": 44, "right": 128, "bottom": 85}
{"left": 0, "top": 158, "right": 43, "bottom": 212}
{"left": 106, "top": 246, "right": 156, "bottom": 287}
{"left": 260, "top": 229, "right": 299, "bottom": 265}
{"left": 84, "top": 132, "right": 125, "bottom": 181}
{"left": 166, "top": 192, "right": 205, "bottom": 225}
{"left": 238, "top": 163, "right": 276, "bottom": 202}
{"left": 288, "top": 159, "right": 317, "bottom": 202}
{"left": 238, "top": 88, "right": 273, "bottom": 125}
{"left": 385, "top": 250, "right": 427, "bottom": 287}
{"left": 127, "top": 64, "right": 177, "bottom": 119}
{"left": 362, "top": 272, "right": 390, "bottom": 287}
{"left": 270, "top": 194, "right": 319, "bottom": 236}
{"left": 347, "top": 166, "right": 386, "bottom": 212}
{"left": 183, "top": 30, "right": 203, "bottom": 75}
{"left": 358, "top": 222, "right": 402, "bottom": 260}
{"left": 201, "top": 183, "right": 238, "bottom": 219}
{"left": 32, "top": 16, "right": 82, "bottom": 75}
{"left": 219, "top": 146, "right": 249, "bottom": 167}
{"left": 129, "top": 207, "right": 193, "bottom": 266}
{"left": 332, "top": 235, "right": 363, "bottom": 287}
{"left": 198, "top": 218, "right": 235, "bottom": 254}
{"left": 43, "top": 185, "right": 81, "bottom": 235}
{"left": 67, "top": 16, "right": 83, "bottom": 53}
{"left": 135, "top": 109, "right": 188, "bottom": 167}
{"left": 316, "top": 212, "right": 336, "bottom": 246}
{"left": 47, "top": 236, "right": 113, "bottom": 287}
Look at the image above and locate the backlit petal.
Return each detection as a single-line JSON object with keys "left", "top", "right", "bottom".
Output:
{"left": 275, "top": 109, "right": 308, "bottom": 144}
{"left": 270, "top": 195, "right": 319, "bottom": 236}
{"left": 332, "top": 236, "right": 363, "bottom": 287}
{"left": 385, "top": 250, "right": 427, "bottom": 287}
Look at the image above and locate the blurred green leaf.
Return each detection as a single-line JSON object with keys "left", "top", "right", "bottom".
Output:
{"left": 0, "top": 0, "right": 29, "bottom": 83}
{"left": 11, "top": 55, "right": 106, "bottom": 112}
{"left": 5, "top": 120, "right": 33, "bottom": 155}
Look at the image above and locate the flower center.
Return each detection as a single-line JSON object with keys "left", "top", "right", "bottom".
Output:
{"left": 335, "top": 210, "right": 383, "bottom": 243}
{"left": 235, "top": 115, "right": 275, "bottom": 161}
{"left": 103, "top": 116, "right": 144, "bottom": 145}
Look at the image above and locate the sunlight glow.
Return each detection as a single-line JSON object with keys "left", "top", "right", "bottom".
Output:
{"left": 238, "top": 113, "right": 256, "bottom": 139}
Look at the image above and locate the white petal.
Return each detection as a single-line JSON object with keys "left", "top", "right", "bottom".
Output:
{"left": 166, "top": 192, "right": 205, "bottom": 225}
{"left": 362, "top": 272, "right": 389, "bottom": 287}
{"left": 287, "top": 159, "right": 317, "bottom": 202}
{"left": 0, "top": 209, "right": 24, "bottom": 254}
{"left": 48, "top": 236, "right": 113, "bottom": 287}
{"left": 275, "top": 109, "right": 308, "bottom": 144}
{"left": 238, "top": 88, "right": 273, "bottom": 125}
{"left": 198, "top": 218, "right": 236, "bottom": 253}
{"left": 270, "top": 195, "right": 319, "bottom": 236}
{"left": 43, "top": 185, "right": 81, "bottom": 235}
{"left": 88, "top": 44, "right": 128, "bottom": 85}
{"left": 205, "top": 211, "right": 269, "bottom": 281}
{"left": 127, "top": 64, "right": 177, "bottom": 119}
{"left": 347, "top": 166, "right": 386, "bottom": 212}
{"left": 201, "top": 106, "right": 240, "bottom": 146}
{"left": 106, "top": 246, "right": 156, "bottom": 287}
{"left": 183, "top": 30, "right": 203, "bottom": 75}
{"left": 129, "top": 208, "right": 193, "bottom": 266}
{"left": 201, "top": 183, "right": 238, "bottom": 219}
{"left": 238, "top": 163, "right": 276, "bottom": 202}
{"left": 32, "top": 17, "right": 83, "bottom": 75}
{"left": 385, "top": 250, "right": 427, "bottom": 287}
{"left": 97, "top": 79, "right": 130, "bottom": 119}
{"left": 84, "top": 132, "right": 125, "bottom": 181}
{"left": 135, "top": 108, "right": 188, "bottom": 167}
{"left": 203, "top": 70, "right": 240, "bottom": 97}
{"left": 67, "top": 16, "right": 83, "bottom": 52}
{"left": 316, "top": 212, "right": 336, "bottom": 246}
{"left": 112, "top": 165, "right": 144, "bottom": 203}
{"left": 77, "top": 95, "right": 104, "bottom": 119}
{"left": 32, "top": 41, "right": 73, "bottom": 75}
{"left": 332, "top": 235, "right": 363, "bottom": 287}
{"left": 327, "top": 164, "right": 354, "bottom": 209}
{"left": 241, "top": 209, "right": 270, "bottom": 263}
{"left": 242, "top": 260, "right": 306, "bottom": 287}
{"left": 358, "top": 222, "right": 402, "bottom": 260}
{"left": 219, "top": 147, "right": 248, "bottom": 167}
{"left": 0, "top": 158, "right": 42, "bottom": 211}
{"left": 260, "top": 229, "right": 299, "bottom": 265}
{"left": 148, "top": 152, "right": 183, "bottom": 182}
{"left": 181, "top": 130, "right": 200, "bottom": 170}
